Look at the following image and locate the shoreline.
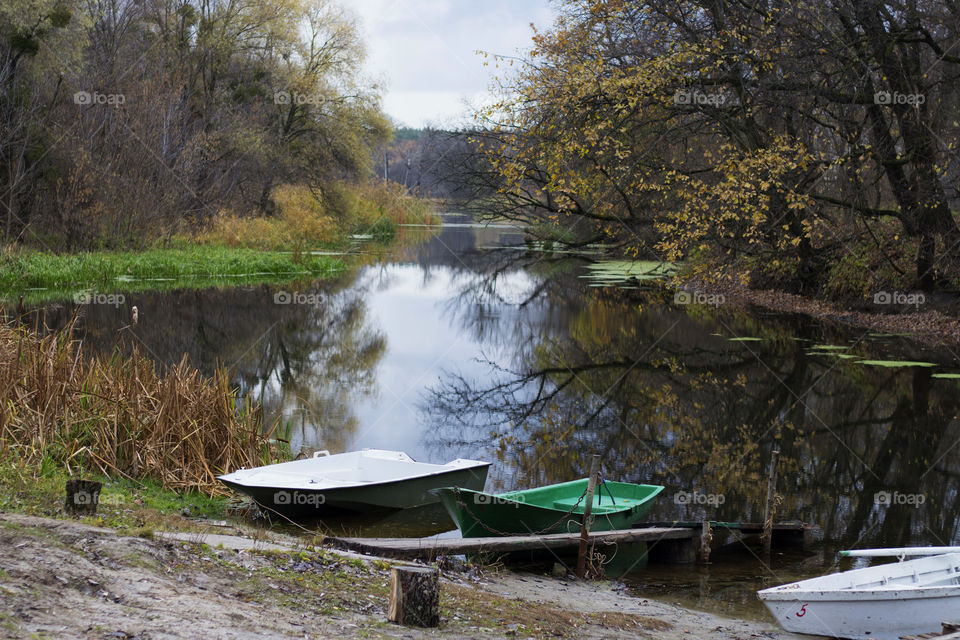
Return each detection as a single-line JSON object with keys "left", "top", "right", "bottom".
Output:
{"left": 0, "top": 511, "right": 811, "bottom": 639}
{"left": 685, "top": 275, "right": 960, "bottom": 345}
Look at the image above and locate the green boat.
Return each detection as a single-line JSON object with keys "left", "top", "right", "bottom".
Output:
{"left": 436, "top": 478, "right": 664, "bottom": 538}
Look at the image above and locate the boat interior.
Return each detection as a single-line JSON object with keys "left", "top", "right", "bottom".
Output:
{"left": 225, "top": 450, "right": 485, "bottom": 488}
{"left": 777, "top": 553, "right": 960, "bottom": 591}
{"left": 498, "top": 479, "right": 664, "bottom": 514}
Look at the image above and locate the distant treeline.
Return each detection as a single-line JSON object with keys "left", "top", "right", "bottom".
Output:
{"left": 1, "top": 0, "right": 389, "bottom": 249}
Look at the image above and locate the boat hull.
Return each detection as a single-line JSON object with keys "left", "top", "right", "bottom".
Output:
{"left": 761, "top": 590, "right": 960, "bottom": 640}
{"left": 437, "top": 480, "right": 663, "bottom": 538}
{"left": 218, "top": 450, "right": 490, "bottom": 518}
{"left": 759, "top": 553, "right": 960, "bottom": 640}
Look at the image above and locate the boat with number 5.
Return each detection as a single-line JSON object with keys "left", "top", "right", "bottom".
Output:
{"left": 435, "top": 478, "right": 664, "bottom": 538}
{"left": 757, "top": 552, "right": 960, "bottom": 640}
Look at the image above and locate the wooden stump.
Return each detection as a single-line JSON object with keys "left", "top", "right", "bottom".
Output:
{"left": 65, "top": 479, "right": 102, "bottom": 516}
{"left": 387, "top": 566, "right": 439, "bottom": 627}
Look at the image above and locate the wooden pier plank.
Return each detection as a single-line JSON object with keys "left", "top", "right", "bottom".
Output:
{"left": 325, "top": 527, "right": 694, "bottom": 560}
{"left": 634, "top": 521, "right": 817, "bottom": 532}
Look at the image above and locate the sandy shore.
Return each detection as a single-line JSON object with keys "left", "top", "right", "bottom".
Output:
{"left": 0, "top": 512, "right": 817, "bottom": 639}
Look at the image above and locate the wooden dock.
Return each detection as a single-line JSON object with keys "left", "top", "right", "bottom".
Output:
{"left": 324, "top": 520, "right": 819, "bottom": 563}
{"left": 634, "top": 521, "right": 821, "bottom": 550}
{"left": 325, "top": 527, "right": 694, "bottom": 561}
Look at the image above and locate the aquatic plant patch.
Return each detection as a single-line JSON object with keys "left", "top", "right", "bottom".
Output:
{"left": 580, "top": 260, "right": 678, "bottom": 287}
{"left": 854, "top": 359, "right": 937, "bottom": 368}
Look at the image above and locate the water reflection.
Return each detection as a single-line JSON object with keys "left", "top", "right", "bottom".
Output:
{"left": 425, "top": 284, "right": 960, "bottom": 550}
{"left": 24, "top": 280, "right": 388, "bottom": 454}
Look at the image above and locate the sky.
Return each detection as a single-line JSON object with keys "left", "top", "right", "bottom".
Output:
{"left": 348, "top": 0, "right": 556, "bottom": 129}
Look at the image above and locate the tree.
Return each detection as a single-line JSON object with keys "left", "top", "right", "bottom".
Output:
{"left": 472, "top": 0, "right": 960, "bottom": 292}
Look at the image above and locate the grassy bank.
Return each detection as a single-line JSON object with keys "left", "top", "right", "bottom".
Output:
{"left": 0, "top": 462, "right": 227, "bottom": 534}
{"left": 0, "top": 246, "right": 344, "bottom": 299}
{"left": 0, "top": 180, "right": 436, "bottom": 303}
{"left": 196, "top": 181, "right": 437, "bottom": 251}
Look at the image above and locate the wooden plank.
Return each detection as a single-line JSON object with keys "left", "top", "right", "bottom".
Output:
{"left": 325, "top": 527, "right": 695, "bottom": 560}
{"left": 635, "top": 521, "right": 817, "bottom": 531}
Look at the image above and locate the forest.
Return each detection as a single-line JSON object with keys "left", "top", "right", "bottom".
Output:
{"left": 0, "top": 0, "right": 396, "bottom": 250}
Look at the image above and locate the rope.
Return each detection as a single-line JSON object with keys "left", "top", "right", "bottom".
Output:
{"left": 453, "top": 487, "right": 591, "bottom": 537}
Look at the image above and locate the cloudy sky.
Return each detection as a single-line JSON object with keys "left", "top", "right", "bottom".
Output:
{"left": 348, "top": 0, "right": 556, "bottom": 129}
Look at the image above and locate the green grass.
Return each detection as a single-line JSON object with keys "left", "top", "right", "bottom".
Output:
{"left": 0, "top": 245, "right": 345, "bottom": 304}
{"left": 0, "top": 459, "right": 228, "bottom": 532}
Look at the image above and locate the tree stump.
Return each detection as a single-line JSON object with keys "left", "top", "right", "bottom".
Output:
{"left": 387, "top": 566, "right": 439, "bottom": 627}
{"left": 65, "top": 479, "right": 102, "bottom": 516}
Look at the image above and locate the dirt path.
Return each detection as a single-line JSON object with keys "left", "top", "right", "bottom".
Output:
{"left": 0, "top": 513, "right": 814, "bottom": 639}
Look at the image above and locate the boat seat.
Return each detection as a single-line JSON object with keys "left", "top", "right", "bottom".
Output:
{"left": 551, "top": 498, "right": 620, "bottom": 514}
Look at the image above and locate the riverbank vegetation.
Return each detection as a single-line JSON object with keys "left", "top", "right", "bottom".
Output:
{"left": 449, "top": 0, "right": 960, "bottom": 298}
{"left": 0, "top": 0, "right": 431, "bottom": 265}
{"left": 0, "top": 245, "right": 343, "bottom": 295}
{"left": 0, "top": 318, "right": 280, "bottom": 493}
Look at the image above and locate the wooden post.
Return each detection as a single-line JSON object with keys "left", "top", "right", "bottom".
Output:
{"left": 65, "top": 479, "right": 102, "bottom": 516}
{"left": 387, "top": 566, "right": 439, "bottom": 627}
{"left": 697, "top": 520, "right": 712, "bottom": 564}
{"left": 575, "top": 454, "right": 601, "bottom": 578}
{"left": 761, "top": 449, "right": 780, "bottom": 557}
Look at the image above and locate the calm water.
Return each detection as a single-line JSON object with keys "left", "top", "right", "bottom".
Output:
{"left": 27, "top": 212, "right": 960, "bottom": 619}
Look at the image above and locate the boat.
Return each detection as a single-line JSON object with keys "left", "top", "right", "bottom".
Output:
{"left": 435, "top": 478, "right": 664, "bottom": 538}
{"left": 758, "top": 552, "right": 960, "bottom": 640}
{"left": 840, "top": 546, "right": 960, "bottom": 558}
{"left": 217, "top": 449, "right": 490, "bottom": 517}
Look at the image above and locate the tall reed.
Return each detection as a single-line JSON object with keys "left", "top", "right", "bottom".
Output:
{"left": 0, "top": 318, "right": 278, "bottom": 493}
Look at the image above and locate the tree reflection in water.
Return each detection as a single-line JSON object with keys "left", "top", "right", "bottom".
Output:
{"left": 33, "top": 279, "right": 387, "bottom": 455}
{"left": 425, "top": 268, "right": 960, "bottom": 549}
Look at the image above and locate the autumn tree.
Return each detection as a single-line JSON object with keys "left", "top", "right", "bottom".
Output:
{"left": 473, "top": 0, "right": 960, "bottom": 292}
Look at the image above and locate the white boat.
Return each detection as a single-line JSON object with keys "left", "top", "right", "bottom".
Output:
{"left": 758, "top": 553, "right": 960, "bottom": 640}
{"left": 218, "top": 449, "right": 490, "bottom": 516}
{"left": 841, "top": 546, "right": 960, "bottom": 558}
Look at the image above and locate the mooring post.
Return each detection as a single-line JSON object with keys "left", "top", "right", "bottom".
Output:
{"left": 698, "top": 520, "right": 712, "bottom": 564}
{"left": 575, "top": 454, "right": 601, "bottom": 578}
{"left": 761, "top": 449, "right": 780, "bottom": 557}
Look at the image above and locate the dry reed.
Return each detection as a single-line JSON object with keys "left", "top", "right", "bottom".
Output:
{"left": 0, "top": 318, "right": 278, "bottom": 493}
